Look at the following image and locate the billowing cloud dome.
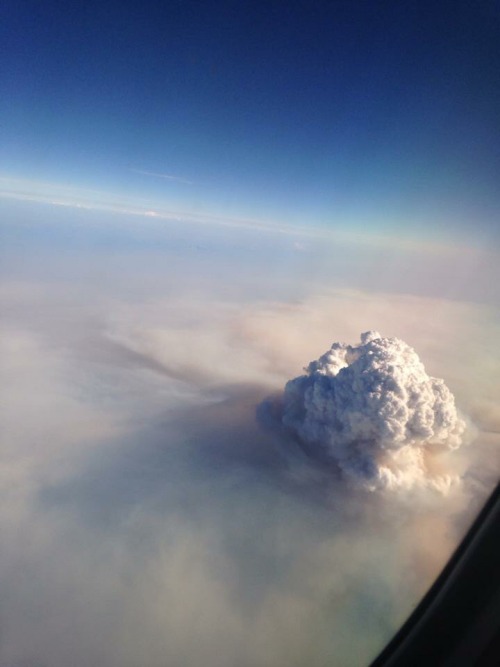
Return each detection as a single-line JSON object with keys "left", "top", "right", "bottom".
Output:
{"left": 281, "top": 332, "right": 466, "bottom": 491}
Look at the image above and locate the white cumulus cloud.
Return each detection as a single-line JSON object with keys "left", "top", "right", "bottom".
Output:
{"left": 281, "top": 331, "right": 466, "bottom": 491}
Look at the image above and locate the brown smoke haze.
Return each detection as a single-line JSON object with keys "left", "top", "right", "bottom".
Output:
{"left": 1, "top": 214, "right": 499, "bottom": 667}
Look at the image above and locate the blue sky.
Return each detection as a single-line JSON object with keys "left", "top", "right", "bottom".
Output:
{"left": 1, "top": 1, "right": 500, "bottom": 243}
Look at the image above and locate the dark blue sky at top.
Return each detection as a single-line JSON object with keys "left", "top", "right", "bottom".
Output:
{"left": 1, "top": 0, "right": 499, "bottom": 240}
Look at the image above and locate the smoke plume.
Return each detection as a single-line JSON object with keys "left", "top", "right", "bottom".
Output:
{"left": 281, "top": 331, "right": 466, "bottom": 491}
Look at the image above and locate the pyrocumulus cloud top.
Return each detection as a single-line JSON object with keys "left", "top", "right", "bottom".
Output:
{"left": 281, "top": 332, "right": 466, "bottom": 491}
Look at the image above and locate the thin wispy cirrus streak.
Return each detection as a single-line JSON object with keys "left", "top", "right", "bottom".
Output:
{"left": 130, "top": 168, "right": 194, "bottom": 185}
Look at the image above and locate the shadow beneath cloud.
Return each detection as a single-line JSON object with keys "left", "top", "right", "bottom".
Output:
{"left": 39, "top": 384, "right": 349, "bottom": 533}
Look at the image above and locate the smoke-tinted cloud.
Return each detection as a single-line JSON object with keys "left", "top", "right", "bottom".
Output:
{"left": 278, "top": 332, "right": 466, "bottom": 491}
{"left": 1, "top": 241, "right": 499, "bottom": 667}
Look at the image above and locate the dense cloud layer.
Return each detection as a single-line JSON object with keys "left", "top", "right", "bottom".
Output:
{"left": 1, "top": 226, "right": 499, "bottom": 667}
{"left": 281, "top": 332, "right": 466, "bottom": 491}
